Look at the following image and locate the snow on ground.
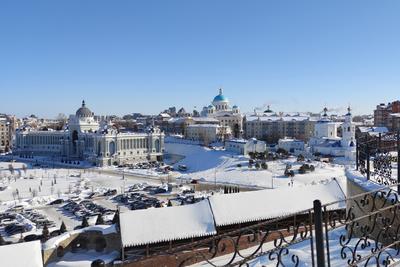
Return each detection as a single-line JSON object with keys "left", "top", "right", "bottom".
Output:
{"left": 0, "top": 161, "right": 163, "bottom": 231}
{"left": 165, "top": 142, "right": 346, "bottom": 188}
{"left": 46, "top": 250, "right": 119, "bottom": 267}
{"left": 0, "top": 161, "right": 160, "bottom": 204}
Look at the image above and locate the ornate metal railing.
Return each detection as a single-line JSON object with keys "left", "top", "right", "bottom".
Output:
{"left": 123, "top": 183, "right": 400, "bottom": 267}
{"left": 356, "top": 131, "right": 400, "bottom": 189}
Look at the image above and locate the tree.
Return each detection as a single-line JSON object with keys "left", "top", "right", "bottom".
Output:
{"left": 81, "top": 216, "right": 89, "bottom": 228}
{"left": 310, "top": 165, "right": 315, "bottom": 172}
{"left": 8, "top": 164, "right": 14, "bottom": 175}
{"left": 42, "top": 224, "right": 50, "bottom": 241}
{"left": 59, "top": 221, "right": 67, "bottom": 234}
{"left": 297, "top": 154, "right": 305, "bottom": 162}
{"left": 22, "top": 164, "right": 27, "bottom": 174}
{"left": 248, "top": 152, "right": 255, "bottom": 159}
{"left": 95, "top": 214, "right": 105, "bottom": 225}
{"left": 55, "top": 113, "right": 68, "bottom": 130}
{"left": 261, "top": 162, "right": 268, "bottom": 170}
{"left": 233, "top": 124, "right": 240, "bottom": 138}
{"left": 112, "top": 210, "right": 120, "bottom": 226}
{"left": 0, "top": 233, "right": 5, "bottom": 246}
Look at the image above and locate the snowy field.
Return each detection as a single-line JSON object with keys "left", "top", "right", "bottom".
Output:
{"left": 165, "top": 142, "right": 346, "bottom": 189}
{"left": 0, "top": 161, "right": 166, "bottom": 235}
{"left": 0, "top": 162, "right": 164, "bottom": 204}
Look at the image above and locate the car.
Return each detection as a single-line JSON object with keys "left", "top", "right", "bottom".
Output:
{"left": 178, "top": 165, "right": 187, "bottom": 171}
{"left": 49, "top": 199, "right": 64, "bottom": 205}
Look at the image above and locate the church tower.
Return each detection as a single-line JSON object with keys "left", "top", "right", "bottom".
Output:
{"left": 341, "top": 106, "right": 356, "bottom": 147}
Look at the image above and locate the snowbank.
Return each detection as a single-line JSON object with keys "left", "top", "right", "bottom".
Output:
{"left": 47, "top": 250, "right": 119, "bottom": 267}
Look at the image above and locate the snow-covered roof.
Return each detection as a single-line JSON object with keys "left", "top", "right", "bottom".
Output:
{"left": 159, "top": 113, "right": 171, "bottom": 118}
{"left": 187, "top": 124, "right": 220, "bottom": 128}
{"left": 192, "top": 117, "right": 219, "bottom": 123}
{"left": 120, "top": 200, "right": 216, "bottom": 247}
{"left": 390, "top": 113, "right": 400, "bottom": 118}
{"left": 246, "top": 115, "right": 311, "bottom": 122}
{"left": 358, "top": 126, "right": 389, "bottom": 134}
{"left": 209, "top": 179, "right": 345, "bottom": 226}
{"left": 278, "top": 138, "right": 304, "bottom": 143}
{"left": 0, "top": 240, "right": 43, "bottom": 267}
{"left": 226, "top": 139, "right": 247, "bottom": 144}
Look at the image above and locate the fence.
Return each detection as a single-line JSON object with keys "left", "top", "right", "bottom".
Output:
{"left": 123, "top": 182, "right": 400, "bottom": 266}
{"left": 356, "top": 131, "right": 400, "bottom": 190}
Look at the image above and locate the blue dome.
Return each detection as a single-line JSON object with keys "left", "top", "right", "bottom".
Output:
{"left": 213, "top": 94, "right": 228, "bottom": 102}
{"left": 212, "top": 88, "right": 228, "bottom": 103}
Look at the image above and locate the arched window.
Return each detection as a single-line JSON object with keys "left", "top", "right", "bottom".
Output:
{"left": 97, "top": 142, "right": 102, "bottom": 156}
{"left": 109, "top": 141, "right": 116, "bottom": 155}
{"left": 155, "top": 139, "right": 160, "bottom": 153}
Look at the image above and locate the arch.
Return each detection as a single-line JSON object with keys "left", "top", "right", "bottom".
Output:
{"left": 72, "top": 130, "right": 79, "bottom": 154}
{"left": 155, "top": 139, "right": 161, "bottom": 153}
{"left": 71, "top": 236, "right": 89, "bottom": 252}
{"left": 109, "top": 141, "right": 116, "bottom": 155}
{"left": 56, "top": 246, "right": 65, "bottom": 257}
{"left": 97, "top": 142, "right": 102, "bottom": 156}
{"left": 94, "top": 237, "right": 107, "bottom": 252}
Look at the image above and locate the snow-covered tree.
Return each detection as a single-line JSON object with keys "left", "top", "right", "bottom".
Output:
{"left": 95, "top": 214, "right": 104, "bottom": 225}
{"left": 59, "top": 221, "right": 67, "bottom": 234}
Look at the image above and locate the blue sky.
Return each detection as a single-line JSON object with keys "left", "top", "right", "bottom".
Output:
{"left": 1, "top": 0, "right": 399, "bottom": 118}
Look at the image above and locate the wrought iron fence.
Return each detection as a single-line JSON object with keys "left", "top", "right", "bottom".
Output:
{"left": 123, "top": 183, "right": 400, "bottom": 266}
{"left": 356, "top": 131, "right": 400, "bottom": 189}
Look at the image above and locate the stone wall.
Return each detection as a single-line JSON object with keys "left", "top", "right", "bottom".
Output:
{"left": 43, "top": 229, "right": 121, "bottom": 266}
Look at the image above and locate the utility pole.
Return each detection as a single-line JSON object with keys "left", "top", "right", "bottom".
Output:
{"left": 214, "top": 168, "right": 217, "bottom": 191}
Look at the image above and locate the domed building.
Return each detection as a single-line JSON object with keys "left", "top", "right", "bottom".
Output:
{"left": 15, "top": 101, "right": 165, "bottom": 166}
{"left": 308, "top": 106, "right": 356, "bottom": 160}
{"left": 200, "top": 88, "right": 243, "bottom": 138}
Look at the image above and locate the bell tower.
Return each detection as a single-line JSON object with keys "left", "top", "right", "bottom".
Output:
{"left": 341, "top": 106, "right": 356, "bottom": 147}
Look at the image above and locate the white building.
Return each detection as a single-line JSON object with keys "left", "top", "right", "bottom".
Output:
{"left": 278, "top": 138, "right": 305, "bottom": 155}
{"left": 15, "top": 101, "right": 165, "bottom": 166}
{"left": 186, "top": 124, "right": 229, "bottom": 144}
{"left": 309, "top": 107, "right": 356, "bottom": 159}
{"left": 201, "top": 89, "right": 243, "bottom": 138}
{"left": 226, "top": 138, "right": 267, "bottom": 155}
{"left": 0, "top": 115, "right": 12, "bottom": 153}
{"left": 244, "top": 110, "right": 316, "bottom": 143}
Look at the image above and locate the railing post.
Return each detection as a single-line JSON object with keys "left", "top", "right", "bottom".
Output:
{"left": 356, "top": 142, "right": 359, "bottom": 170}
{"left": 366, "top": 143, "right": 370, "bottom": 180}
{"left": 313, "top": 200, "right": 326, "bottom": 267}
{"left": 378, "top": 133, "right": 382, "bottom": 152}
{"left": 397, "top": 131, "right": 400, "bottom": 193}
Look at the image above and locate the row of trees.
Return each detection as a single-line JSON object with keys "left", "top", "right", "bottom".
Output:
{"left": 40, "top": 211, "right": 120, "bottom": 243}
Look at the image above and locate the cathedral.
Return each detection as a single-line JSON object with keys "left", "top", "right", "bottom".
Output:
{"left": 15, "top": 101, "right": 164, "bottom": 166}
{"left": 309, "top": 107, "right": 356, "bottom": 160}
{"left": 201, "top": 89, "right": 243, "bottom": 138}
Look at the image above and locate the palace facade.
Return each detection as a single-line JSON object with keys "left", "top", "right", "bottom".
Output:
{"left": 14, "top": 101, "right": 164, "bottom": 166}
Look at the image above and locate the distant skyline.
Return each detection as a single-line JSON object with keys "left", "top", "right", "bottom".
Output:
{"left": 1, "top": 0, "right": 400, "bottom": 118}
